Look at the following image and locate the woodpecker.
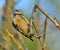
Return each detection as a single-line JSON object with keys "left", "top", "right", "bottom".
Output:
{"left": 12, "top": 10, "right": 34, "bottom": 41}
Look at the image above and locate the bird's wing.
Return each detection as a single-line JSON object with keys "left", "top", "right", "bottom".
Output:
{"left": 12, "top": 21, "right": 33, "bottom": 41}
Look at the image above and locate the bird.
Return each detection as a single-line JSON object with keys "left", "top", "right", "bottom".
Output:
{"left": 12, "top": 10, "right": 34, "bottom": 41}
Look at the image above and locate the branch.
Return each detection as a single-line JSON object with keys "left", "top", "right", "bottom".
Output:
{"left": 35, "top": 4, "right": 60, "bottom": 30}
{"left": 42, "top": 17, "right": 47, "bottom": 50}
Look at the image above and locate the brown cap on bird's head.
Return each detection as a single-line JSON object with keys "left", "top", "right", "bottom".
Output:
{"left": 14, "top": 10, "right": 23, "bottom": 16}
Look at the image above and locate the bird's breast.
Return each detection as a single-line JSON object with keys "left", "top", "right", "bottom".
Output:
{"left": 14, "top": 16, "right": 28, "bottom": 34}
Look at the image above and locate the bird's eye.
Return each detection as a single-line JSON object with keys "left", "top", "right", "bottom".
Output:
{"left": 14, "top": 14, "right": 16, "bottom": 16}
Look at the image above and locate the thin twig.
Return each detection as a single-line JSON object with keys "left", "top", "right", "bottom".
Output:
{"left": 31, "top": 6, "right": 42, "bottom": 50}
{"left": 32, "top": 22, "right": 42, "bottom": 50}
{"left": 42, "top": 17, "right": 47, "bottom": 50}
{"left": 32, "top": 22, "right": 39, "bottom": 34}
{"left": 35, "top": 4, "right": 60, "bottom": 30}
{"left": 30, "top": 17, "right": 33, "bottom": 35}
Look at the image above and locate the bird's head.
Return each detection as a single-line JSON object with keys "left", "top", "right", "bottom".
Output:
{"left": 13, "top": 10, "right": 23, "bottom": 16}
{"left": 12, "top": 10, "right": 24, "bottom": 25}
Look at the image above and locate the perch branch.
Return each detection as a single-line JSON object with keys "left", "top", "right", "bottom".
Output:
{"left": 35, "top": 4, "right": 60, "bottom": 30}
